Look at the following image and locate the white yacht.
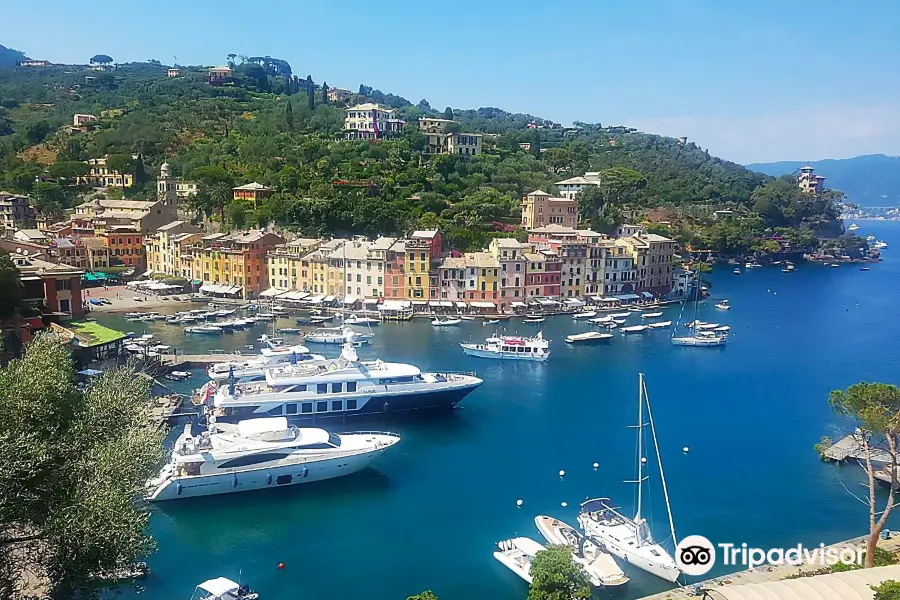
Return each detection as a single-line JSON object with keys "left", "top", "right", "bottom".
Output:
{"left": 147, "top": 417, "right": 399, "bottom": 501}
{"left": 572, "top": 310, "right": 598, "bottom": 319}
{"left": 534, "top": 515, "right": 629, "bottom": 587}
{"left": 874, "top": 240, "right": 889, "bottom": 250}
{"left": 566, "top": 331, "right": 613, "bottom": 344}
{"left": 206, "top": 342, "right": 483, "bottom": 422}
{"left": 432, "top": 317, "right": 462, "bottom": 326}
{"left": 206, "top": 344, "right": 325, "bottom": 383}
{"left": 848, "top": 223, "right": 860, "bottom": 231}
{"left": 305, "top": 326, "right": 373, "bottom": 345}
{"left": 494, "top": 537, "right": 544, "bottom": 584}
{"left": 579, "top": 374, "right": 681, "bottom": 583}
{"left": 671, "top": 330, "right": 727, "bottom": 346}
{"left": 191, "top": 577, "right": 258, "bottom": 600}
{"left": 460, "top": 332, "right": 550, "bottom": 361}
{"left": 344, "top": 314, "right": 379, "bottom": 326}
{"left": 672, "top": 271, "right": 727, "bottom": 347}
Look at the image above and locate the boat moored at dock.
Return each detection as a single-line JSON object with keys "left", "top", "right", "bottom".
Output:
{"left": 671, "top": 330, "right": 727, "bottom": 346}
{"left": 565, "top": 331, "right": 614, "bottom": 344}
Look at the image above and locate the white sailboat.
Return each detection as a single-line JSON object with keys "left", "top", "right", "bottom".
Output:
{"left": 579, "top": 374, "right": 681, "bottom": 583}
{"left": 672, "top": 271, "right": 726, "bottom": 347}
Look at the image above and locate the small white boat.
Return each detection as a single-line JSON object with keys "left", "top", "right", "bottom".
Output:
{"left": 309, "top": 315, "right": 334, "bottom": 324}
{"left": 277, "top": 328, "right": 303, "bottom": 334}
{"left": 874, "top": 241, "right": 888, "bottom": 250}
{"left": 744, "top": 262, "right": 753, "bottom": 268}
{"left": 641, "top": 312, "right": 663, "bottom": 319}
{"left": 646, "top": 320, "right": 672, "bottom": 329}
{"left": 270, "top": 306, "right": 290, "bottom": 315}
{"left": 185, "top": 325, "right": 223, "bottom": 335}
{"left": 609, "top": 312, "right": 631, "bottom": 319}
{"left": 459, "top": 315, "right": 476, "bottom": 321}
{"left": 848, "top": 223, "right": 860, "bottom": 231}
{"left": 432, "top": 317, "right": 462, "bottom": 327}
{"left": 566, "top": 331, "right": 614, "bottom": 344}
{"left": 344, "top": 314, "right": 379, "bottom": 326}
{"left": 493, "top": 537, "right": 544, "bottom": 584}
{"left": 165, "top": 370, "right": 191, "bottom": 382}
{"left": 715, "top": 301, "right": 731, "bottom": 310}
{"left": 534, "top": 515, "right": 629, "bottom": 587}
{"left": 671, "top": 330, "right": 727, "bottom": 347}
{"left": 484, "top": 319, "right": 501, "bottom": 325}
{"left": 867, "top": 234, "right": 877, "bottom": 242}
{"left": 714, "top": 326, "right": 731, "bottom": 332}
{"left": 523, "top": 316, "right": 545, "bottom": 323}
{"left": 588, "top": 315, "right": 613, "bottom": 324}
{"left": 305, "top": 326, "right": 373, "bottom": 345}
{"left": 191, "top": 577, "right": 258, "bottom": 600}
{"left": 255, "top": 312, "right": 277, "bottom": 320}
{"left": 620, "top": 325, "right": 648, "bottom": 334}
{"left": 612, "top": 318, "right": 628, "bottom": 325}
{"left": 733, "top": 268, "right": 741, "bottom": 275}
{"left": 696, "top": 323, "right": 721, "bottom": 330}
{"left": 572, "top": 310, "right": 598, "bottom": 320}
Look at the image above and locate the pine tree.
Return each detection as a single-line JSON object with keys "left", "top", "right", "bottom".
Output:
{"left": 306, "top": 75, "right": 315, "bottom": 111}
{"left": 321, "top": 81, "right": 329, "bottom": 105}
{"left": 285, "top": 100, "right": 294, "bottom": 131}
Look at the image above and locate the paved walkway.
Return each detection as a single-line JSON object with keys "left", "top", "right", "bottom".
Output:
{"left": 637, "top": 535, "right": 900, "bottom": 600}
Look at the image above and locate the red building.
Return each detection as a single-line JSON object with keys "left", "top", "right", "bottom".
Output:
{"left": 523, "top": 250, "right": 561, "bottom": 299}
{"left": 410, "top": 230, "right": 442, "bottom": 260}
{"left": 13, "top": 255, "right": 85, "bottom": 318}
{"left": 383, "top": 240, "right": 407, "bottom": 299}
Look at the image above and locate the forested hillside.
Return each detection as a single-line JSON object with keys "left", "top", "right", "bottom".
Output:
{"left": 0, "top": 58, "right": 844, "bottom": 253}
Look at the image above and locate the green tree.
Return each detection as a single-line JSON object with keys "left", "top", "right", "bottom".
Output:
{"left": 0, "top": 252, "right": 23, "bottom": 318}
{"left": 407, "top": 592, "right": 438, "bottom": 600}
{"left": 89, "top": 54, "right": 113, "bottom": 65}
{"left": 0, "top": 333, "right": 166, "bottom": 597}
{"left": 227, "top": 200, "right": 250, "bottom": 229}
{"left": 31, "top": 182, "right": 67, "bottom": 216}
{"left": 527, "top": 545, "right": 591, "bottom": 600}
{"left": 285, "top": 100, "right": 294, "bottom": 131}
{"left": 598, "top": 167, "right": 647, "bottom": 205}
{"left": 25, "top": 121, "right": 51, "bottom": 144}
{"left": 530, "top": 130, "right": 542, "bottom": 157}
{"left": 227, "top": 53, "right": 237, "bottom": 68}
{"left": 443, "top": 107, "right": 454, "bottom": 121}
{"left": 48, "top": 160, "right": 88, "bottom": 180}
{"left": 321, "top": 81, "right": 328, "bottom": 105}
{"left": 105, "top": 153, "right": 135, "bottom": 177}
{"left": 417, "top": 212, "right": 442, "bottom": 231}
{"left": 828, "top": 382, "right": 900, "bottom": 568}
{"left": 306, "top": 76, "right": 315, "bottom": 111}
{"left": 873, "top": 580, "right": 900, "bottom": 600}
{"left": 593, "top": 203, "right": 625, "bottom": 235}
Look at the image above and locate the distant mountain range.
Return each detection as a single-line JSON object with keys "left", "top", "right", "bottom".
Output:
{"left": 0, "top": 44, "right": 28, "bottom": 68}
{"left": 747, "top": 154, "right": 900, "bottom": 206}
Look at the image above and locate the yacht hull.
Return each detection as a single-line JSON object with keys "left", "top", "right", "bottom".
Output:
{"left": 670, "top": 337, "right": 726, "bottom": 347}
{"left": 149, "top": 448, "right": 387, "bottom": 501}
{"left": 580, "top": 522, "right": 680, "bottom": 583}
{"left": 460, "top": 345, "right": 550, "bottom": 361}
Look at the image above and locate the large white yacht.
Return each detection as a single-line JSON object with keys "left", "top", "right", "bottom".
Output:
{"left": 205, "top": 342, "right": 483, "bottom": 423}
{"left": 147, "top": 417, "right": 399, "bottom": 501}
{"left": 459, "top": 332, "right": 550, "bottom": 361}
{"left": 206, "top": 344, "right": 325, "bottom": 383}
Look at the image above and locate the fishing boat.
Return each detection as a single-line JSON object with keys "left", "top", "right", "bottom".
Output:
{"left": 432, "top": 317, "right": 462, "bottom": 327}
{"left": 460, "top": 332, "right": 550, "bottom": 361}
{"left": 848, "top": 223, "right": 860, "bottom": 231}
{"left": 344, "top": 314, "right": 380, "bottom": 326}
{"left": 565, "top": 331, "right": 613, "bottom": 344}
{"left": 732, "top": 268, "right": 741, "bottom": 275}
{"left": 523, "top": 315, "right": 545, "bottom": 323}
{"left": 715, "top": 300, "right": 731, "bottom": 310}
{"left": 146, "top": 418, "right": 400, "bottom": 501}
{"left": 534, "top": 516, "right": 629, "bottom": 587}
{"left": 493, "top": 538, "right": 544, "bottom": 584}
{"left": 572, "top": 310, "right": 598, "bottom": 320}
{"left": 646, "top": 321, "right": 672, "bottom": 329}
{"left": 207, "top": 341, "right": 483, "bottom": 422}
{"left": 620, "top": 325, "right": 648, "bottom": 334}
{"left": 190, "top": 577, "right": 258, "bottom": 600}
{"left": 641, "top": 312, "right": 663, "bottom": 319}
{"left": 185, "top": 325, "right": 224, "bottom": 335}
{"left": 578, "top": 374, "right": 681, "bottom": 583}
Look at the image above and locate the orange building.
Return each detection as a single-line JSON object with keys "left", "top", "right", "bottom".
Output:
{"left": 232, "top": 182, "right": 275, "bottom": 206}
{"left": 191, "top": 230, "right": 285, "bottom": 299}
{"left": 102, "top": 226, "right": 145, "bottom": 268}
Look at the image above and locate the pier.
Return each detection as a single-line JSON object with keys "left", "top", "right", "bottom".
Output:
{"left": 822, "top": 434, "right": 892, "bottom": 463}
{"left": 635, "top": 534, "right": 900, "bottom": 600}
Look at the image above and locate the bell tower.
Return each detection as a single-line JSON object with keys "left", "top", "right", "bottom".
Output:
{"left": 157, "top": 162, "right": 178, "bottom": 208}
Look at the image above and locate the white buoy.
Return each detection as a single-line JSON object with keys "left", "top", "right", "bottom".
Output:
{"left": 559, "top": 470, "right": 566, "bottom": 477}
{"left": 561, "top": 501, "right": 568, "bottom": 508}
{"left": 641, "top": 457, "right": 647, "bottom": 464}
{"left": 593, "top": 462, "right": 599, "bottom": 469}
{"left": 516, "top": 499, "right": 523, "bottom": 507}
{"left": 683, "top": 446, "right": 690, "bottom": 453}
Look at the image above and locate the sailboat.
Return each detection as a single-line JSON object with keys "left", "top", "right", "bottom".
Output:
{"left": 578, "top": 373, "right": 681, "bottom": 583}
{"left": 671, "top": 271, "right": 726, "bottom": 347}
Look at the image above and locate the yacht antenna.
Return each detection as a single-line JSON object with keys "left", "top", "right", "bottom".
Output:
{"left": 643, "top": 375, "right": 678, "bottom": 548}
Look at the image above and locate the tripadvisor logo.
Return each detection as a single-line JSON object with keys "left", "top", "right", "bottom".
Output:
{"left": 676, "top": 535, "right": 716, "bottom": 576}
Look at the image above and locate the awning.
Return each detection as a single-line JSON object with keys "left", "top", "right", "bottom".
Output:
{"left": 441, "top": 301, "right": 453, "bottom": 307}
{"left": 511, "top": 301, "right": 526, "bottom": 307}
{"left": 259, "top": 288, "right": 287, "bottom": 297}
{"left": 470, "top": 301, "right": 495, "bottom": 308}
{"left": 536, "top": 298, "right": 560, "bottom": 305}
{"left": 343, "top": 295, "right": 359, "bottom": 304}
{"left": 141, "top": 269, "right": 152, "bottom": 277}
{"left": 455, "top": 301, "right": 468, "bottom": 308}
{"left": 412, "top": 300, "right": 427, "bottom": 305}
{"left": 323, "top": 295, "right": 336, "bottom": 303}
{"left": 641, "top": 292, "right": 654, "bottom": 299}
{"left": 428, "top": 300, "right": 442, "bottom": 306}
{"left": 200, "top": 284, "right": 217, "bottom": 293}
{"left": 565, "top": 298, "right": 585, "bottom": 306}
{"left": 363, "top": 298, "right": 379, "bottom": 305}
{"left": 615, "top": 293, "right": 640, "bottom": 301}
{"left": 283, "top": 291, "right": 309, "bottom": 301}
{"left": 380, "top": 300, "right": 411, "bottom": 310}
{"left": 306, "top": 295, "right": 324, "bottom": 303}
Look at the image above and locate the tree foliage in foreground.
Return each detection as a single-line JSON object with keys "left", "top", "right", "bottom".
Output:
{"left": 874, "top": 580, "right": 900, "bottom": 600}
{"left": 528, "top": 545, "right": 591, "bottom": 600}
{"left": 0, "top": 334, "right": 166, "bottom": 599}
{"left": 828, "top": 382, "right": 900, "bottom": 568}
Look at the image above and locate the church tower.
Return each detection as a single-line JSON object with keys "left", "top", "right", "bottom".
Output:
{"left": 157, "top": 162, "right": 178, "bottom": 208}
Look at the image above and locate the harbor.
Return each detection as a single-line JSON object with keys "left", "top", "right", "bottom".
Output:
{"left": 99, "top": 222, "right": 900, "bottom": 600}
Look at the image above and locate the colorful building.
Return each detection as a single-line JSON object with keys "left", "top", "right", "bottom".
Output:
{"left": 489, "top": 238, "right": 528, "bottom": 310}
{"left": 343, "top": 103, "right": 405, "bottom": 140}
{"left": 266, "top": 238, "right": 325, "bottom": 292}
{"left": 410, "top": 230, "right": 442, "bottom": 260}
{"left": 523, "top": 250, "right": 562, "bottom": 299}
{"left": 191, "top": 231, "right": 284, "bottom": 298}
{"left": 102, "top": 227, "right": 144, "bottom": 269}
{"left": 76, "top": 156, "right": 134, "bottom": 188}
{"left": 555, "top": 172, "right": 602, "bottom": 200}
{"left": 145, "top": 220, "right": 200, "bottom": 277}
{"left": 232, "top": 182, "right": 274, "bottom": 206}
{"left": 437, "top": 256, "right": 468, "bottom": 302}
{"left": 603, "top": 241, "right": 637, "bottom": 295}
{"left": 13, "top": 254, "right": 85, "bottom": 318}
{"left": 73, "top": 198, "right": 176, "bottom": 235}
{"left": 621, "top": 233, "right": 676, "bottom": 296}
{"left": 0, "top": 191, "right": 35, "bottom": 231}
{"left": 403, "top": 238, "right": 431, "bottom": 299}
{"left": 521, "top": 190, "right": 580, "bottom": 229}
{"left": 384, "top": 240, "right": 407, "bottom": 299}
{"left": 462, "top": 251, "right": 501, "bottom": 306}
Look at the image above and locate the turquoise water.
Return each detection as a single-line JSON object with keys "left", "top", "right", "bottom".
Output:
{"left": 105, "top": 221, "right": 900, "bottom": 600}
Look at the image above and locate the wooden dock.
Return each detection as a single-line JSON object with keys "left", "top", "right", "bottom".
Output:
{"left": 822, "top": 434, "right": 892, "bottom": 462}
{"left": 635, "top": 534, "right": 900, "bottom": 600}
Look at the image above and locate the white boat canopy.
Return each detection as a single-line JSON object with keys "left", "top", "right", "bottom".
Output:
{"left": 705, "top": 564, "right": 900, "bottom": 600}
{"left": 343, "top": 295, "right": 359, "bottom": 304}
{"left": 306, "top": 295, "right": 325, "bottom": 304}
{"left": 470, "top": 301, "right": 495, "bottom": 308}
{"left": 510, "top": 301, "right": 527, "bottom": 307}
{"left": 322, "top": 295, "right": 336, "bottom": 303}
{"left": 412, "top": 300, "right": 427, "bottom": 305}
{"left": 200, "top": 284, "right": 241, "bottom": 295}
{"left": 282, "top": 291, "right": 310, "bottom": 301}
{"left": 380, "top": 300, "right": 411, "bottom": 310}
{"left": 363, "top": 298, "right": 379, "bottom": 305}
{"left": 455, "top": 301, "right": 468, "bottom": 308}
{"left": 536, "top": 298, "right": 560, "bottom": 305}
{"left": 196, "top": 577, "right": 240, "bottom": 597}
{"left": 565, "top": 298, "right": 585, "bottom": 306}
{"left": 259, "top": 287, "right": 287, "bottom": 297}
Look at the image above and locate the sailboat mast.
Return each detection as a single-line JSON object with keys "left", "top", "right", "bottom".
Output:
{"left": 636, "top": 372, "right": 644, "bottom": 523}
{"left": 644, "top": 376, "right": 678, "bottom": 548}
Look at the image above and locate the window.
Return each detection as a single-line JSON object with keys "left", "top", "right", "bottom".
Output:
{"left": 347, "top": 399, "right": 358, "bottom": 410}
{"left": 218, "top": 452, "right": 288, "bottom": 469}
{"left": 316, "top": 401, "right": 328, "bottom": 412}
{"left": 331, "top": 382, "right": 343, "bottom": 393}
{"left": 317, "top": 383, "right": 328, "bottom": 394}
{"left": 332, "top": 400, "right": 343, "bottom": 411}
{"left": 285, "top": 403, "right": 298, "bottom": 415}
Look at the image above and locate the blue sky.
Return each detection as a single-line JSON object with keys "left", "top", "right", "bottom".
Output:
{"left": 3, "top": 0, "right": 899, "bottom": 164}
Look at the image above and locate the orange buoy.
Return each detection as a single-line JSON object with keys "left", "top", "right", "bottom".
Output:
{"left": 278, "top": 562, "right": 285, "bottom": 569}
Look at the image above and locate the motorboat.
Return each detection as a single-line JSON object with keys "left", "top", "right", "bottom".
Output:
{"left": 565, "top": 331, "right": 613, "bottom": 344}
{"left": 256, "top": 335, "right": 283, "bottom": 345}
{"left": 861, "top": 266, "right": 871, "bottom": 271}
{"left": 185, "top": 325, "right": 224, "bottom": 335}
{"left": 715, "top": 300, "right": 731, "bottom": 310}
{"left": 572, "top": 310, "right": 598, "bottom": 320}
{"left": 733, "top": 268, "right": 741, "bottom": 275}
{"left": 867, "top": 234, "right": 877, "bottom": 242}
{"left": 609, "top": 312, "right": 631, "bottom": 319}
{"left": 523, "top": 315, "right": 545, "bottom": 323}
{"left": 165, "top": 370, "right": 191, "bottom": 382}
{"left": 305, "top": 326, "right": 373, "bottom": 345}
{"left": 205, "top": 343, "right": 324, "bottom": 383}
{"left": 534, "top": 515, "right": 629, "bottom": 587}
{"left": 578, "top": 374, "right": 681, "bottom": 583}
{"left": 641, "top": 312, "right": 663, "bottom": 319}
{"left": 461, "top": 331, "right": 550, "bottom": 361}
{"left": 344, "top": 314, "right": 380, "bottom": 326}
{"left": 696, "top": 323, "right": 721, "bottom": 330}
{"left": 191, "top": 577, "right": 258, "bottom": 600}
{"left": 432, "top": 317, "right": 462, "bottom": 327}
{"left": 484, "top": 319, "right": 501, "bottom": 325}
{"left": 671, "top": 330, "right": 727, "bottom": 346}
{"left": 830, "top": 263, "right": 841, "bottom": 268}
{"left": 848, "top": 223, "right": 860, "bottom": 231}
{"left": 612, "top": 318, "right": 628, "bottom": 325}
{"left": 620, "top": 325, "right": 648, "bottom": 334}
{"left": 277, "top": 327, "right": 303, "bottom": 334}
{"left": 255, "top": 312, "right": 277, "bottom": 320}
{"left": 270, "top": 306, "right": 290, "bottom": 315}
{"left": 309, "top": 315, "right": 334, "bottom": 324}
{"left": 147, "top": 418, "right": 400, "bottom": 501}
{"left": 493, "top": 537, "right": 544, "bottom": 584}
{"left": 459, "top": 315, "right": 477, "bottom": 321}
{"left": 207, "top": 342, "right": 483, "bottom": 422}
{"left": 589, "top": 315, "right": 613, "bottom": 324}
{"left": 646, "top": 321, "right": 672, "bottom": 329}
{"left": 714, "top": 326, "right": 731, "bottom": 332}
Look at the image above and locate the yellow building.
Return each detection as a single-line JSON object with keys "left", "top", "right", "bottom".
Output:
{"left": 266, "top": 238, "right": 325, "bottom": 291}
{"left": 144, "top": 220, "right": 200, "bottom": 277}
{"left": 622, "top": 233, "right": 676, "bottom": 296}
{"left": 288, "top": 239, "right": 345, "bottom": 295}
{"left": 404, "top": 238, "right": 431, "bottom": 299}
{"left": 77, "top": 156, "right": 135, "bottom": 188}
{"left": 464, "top": 251, "right": 501, "bottom": 304}
{"left": 191, "top": 231, "right": 285, "bottom": 298}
